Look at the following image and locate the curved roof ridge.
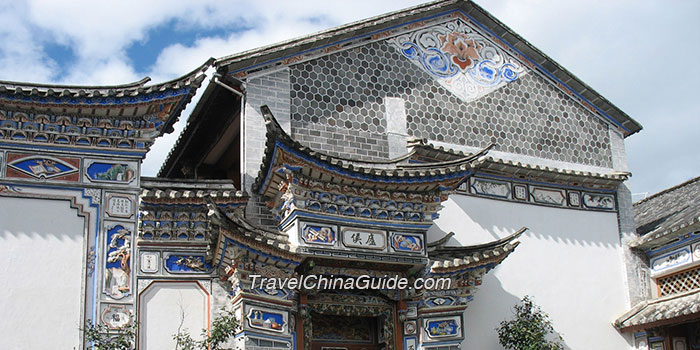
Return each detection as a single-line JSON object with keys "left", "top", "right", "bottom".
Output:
{"left": 204, "top": 197, "right": 293, "bottom": 245}
{"left": 430, "top": 227, "right": 527, "bottom": 255}
{"left": 400, "top": 143, "right": 494, "bottom": 168}
{"left": 0, "top": 58, "right": 212, "bottom": 95}
{"left": 427, "top": 231, "right": 455, "bottom": 248}
{"left": 428, "top": 227, "right": 526, "bottom": 272}
{"left": 0, "top": 76, "right": 151, "bottom": 90}
{"left": 410, "top": 140, "right": 629, "bottom": 182}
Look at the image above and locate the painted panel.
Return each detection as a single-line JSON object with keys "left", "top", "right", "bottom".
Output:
{"left": 253, "top": 288, "right": 290, "bottom": 300}
{"left": 390, "top": 232, "right": 424, "bottom": 254}
{"left": 244, "top": 304, "right": 288, "bottom": 334}
{"left": 693, "top": 242, "right": 700, "bottom": 261}
{"left": 512, "top": 184, "right": 528, "bottom": 201}
{"left": 405, "top": 337, "right": 417, "bottom": 350}
{"left": 301, "top": 223, "right": 337, "bottom": 246}
{"left": 423, "top": 315, "right": 462, "bottom": 340}
{"left": 164, "top": 254, "right": 213, "bottom": 273}
{"left": 100, "top": 304, "right": 132, "bottom": 330}
{"left": 6, "top": 153, "right": 79, "bottom": 181}
{"left": 341, "top": 227, "right": 386, "bottom": 250}
{"left": 530, "top": 187, "right": 565, "bottom": 206}
{"left": 634, "top": 336, "right": 648, "bottom": 350}
{"left": 104, "top": 223, "right": 132, "bottom": 299}
{"left": 140, "top": 252, "right": 159, "bottom": 274}
{"left": 106, "top": 193, "right": 134, "bottom": 218}
{"left": 568, "top": 191, "right": 581, "bottom": 207}
{"left": 582, "top": 193, "right": 615, "bottom": 210}
{"left": 404, "top": 321, "right": 417, "bottom": 335}
{"left": 471, "top": 178, "right": 510, "bottom": 199}
{"left": 86, "top": 161, "right": 136, "bottom": 184}
{"left": 650, "top": 341, "right": 665, "bottom": 350}
{"left": 651, "top": 246, "right": 692, "bottom": 273}
{"left": 406, "top": 305, "right": 418, "bottom": 318}
{"left": 424, "top": 296, "right": 454, "bottom": 308}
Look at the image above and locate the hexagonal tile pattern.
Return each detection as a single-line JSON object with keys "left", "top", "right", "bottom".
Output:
{"left": 289, "top": 40, "right": 612, "bottom": 168}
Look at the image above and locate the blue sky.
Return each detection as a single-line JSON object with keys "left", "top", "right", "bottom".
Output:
{"left": 1, "top": 0, "right": 698, "bottom": 199}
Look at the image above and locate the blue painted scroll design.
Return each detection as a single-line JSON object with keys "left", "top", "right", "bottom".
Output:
{"left": 389, "top": 19, "right": 525, "bottom": 103}
{"left": 164, "top": 254, "right": 212, "bottom": 273}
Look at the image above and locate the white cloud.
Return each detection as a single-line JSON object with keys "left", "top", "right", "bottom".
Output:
{"left": 0, "top": 2, "right": 58, "bottom": 82}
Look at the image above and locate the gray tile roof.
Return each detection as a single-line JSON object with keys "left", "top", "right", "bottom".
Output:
{"left": 408, "top": 139, "right": 629, "bottom": 188}
{"left": 140, "top": 177, "right": 246, "bottom": 200}
{"left": 631, "top": 176, "right": 700, "bottom": 249}
{"left": 0, "top": 59, "right": 210, "bottom": 119}
{"left": 614, "top": 288, "right": 700, "bottom": 332}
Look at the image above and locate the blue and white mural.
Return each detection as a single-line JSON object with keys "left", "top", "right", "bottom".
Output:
{"left": 104, "top": 224, "right": 132, "bottom": 299}
{"left": 390, "top": 19, "right": 526, "bottom": 103}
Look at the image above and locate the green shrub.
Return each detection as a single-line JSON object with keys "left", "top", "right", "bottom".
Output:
{"left": 497, "top": 296, "right": 564, "bottom": 350}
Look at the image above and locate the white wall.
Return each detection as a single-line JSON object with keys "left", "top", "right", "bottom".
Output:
{"left": 429, "top": 194, "right": 633, "bottom": 349}
{"left": 0, "top": 196, "right": 85, "bottom": 350}
{"left": 139, "top": 281, "right": 209, "bottom": 350}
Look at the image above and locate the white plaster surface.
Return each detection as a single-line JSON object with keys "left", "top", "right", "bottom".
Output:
{"left": 609, "top": 128, "right": 629, "bottom": 172}
{"left": 429, "top": 195, "right": 633, "bottom": 349}
{"left": 0, "top": 196, "right": 85, "bottom": 350}
{"left": 384, "top": 97, "right": 409, "bottom": 158}
{"left": 139, "top": 281, "right": 209, "bottom": 350}
{"left": 384, "top": 97, "right": 408, "bottom": 136}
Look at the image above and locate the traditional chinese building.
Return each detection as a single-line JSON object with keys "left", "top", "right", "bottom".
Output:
{"left": 0, "top": 1, "right": 647, "bottom": 349}
{"left": 615, "top": 176, "right": 700, "bottom": 350}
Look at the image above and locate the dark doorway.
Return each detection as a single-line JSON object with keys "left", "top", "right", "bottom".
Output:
{"left": 311, "top": 313, "right": 383, "bottom": 350}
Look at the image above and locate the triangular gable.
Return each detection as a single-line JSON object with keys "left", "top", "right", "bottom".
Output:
{"left": 214, "top": 1, "right": 641, "bottom": 137}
